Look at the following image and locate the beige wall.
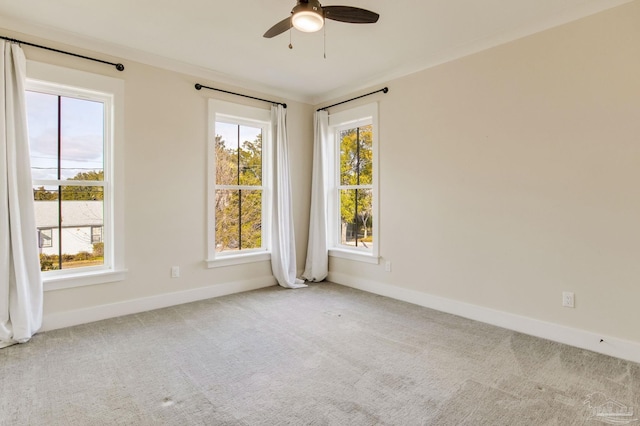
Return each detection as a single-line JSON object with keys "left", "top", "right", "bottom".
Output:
{"left": 328, "top": 1, "right": 640, "bottom": 343}
{"left": 1, "top": 30, "right": 314, "bottom": 319}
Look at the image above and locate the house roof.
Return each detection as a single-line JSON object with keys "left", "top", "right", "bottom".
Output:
{"left": 34, "top": 201, "right": 103, "bottom": 228}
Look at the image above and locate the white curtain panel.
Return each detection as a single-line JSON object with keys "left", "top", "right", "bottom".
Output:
{"left": 0, "top": 42, "right": 43, "bottom": 349}
{"left": 302, "top": 110, "right": 329, "bottom": 282}
{"left": 270, "top": 105, "right": 306, "bottom": 289}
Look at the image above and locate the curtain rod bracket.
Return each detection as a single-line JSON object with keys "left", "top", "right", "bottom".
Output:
{"left": 195, "top": 83, "right": 286, "bottom": 108}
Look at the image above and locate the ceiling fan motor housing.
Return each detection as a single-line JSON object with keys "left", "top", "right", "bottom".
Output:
{"left": 293, "top": 0, "right": 323, "bottom": 16}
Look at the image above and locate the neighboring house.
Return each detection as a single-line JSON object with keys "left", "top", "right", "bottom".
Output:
{"left": 34, "top": 201, "right": 103, "bottom": 256}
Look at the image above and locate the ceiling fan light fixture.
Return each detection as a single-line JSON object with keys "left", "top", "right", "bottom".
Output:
{"left": 292, "top": 10, "right": 324, "bottom": 33}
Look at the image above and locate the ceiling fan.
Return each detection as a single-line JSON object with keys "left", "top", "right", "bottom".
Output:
{"left": 263, "top": 0, "right": 379, "bottom": 38}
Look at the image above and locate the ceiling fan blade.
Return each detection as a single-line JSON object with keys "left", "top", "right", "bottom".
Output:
{"left": 263, "top": 16, "right": 292, "bottom": 38}
{"left": 323, "top": 6, "right": 379, "bottom": 24}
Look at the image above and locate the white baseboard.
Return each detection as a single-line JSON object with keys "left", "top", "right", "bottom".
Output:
{"left": 329, "top": 272, "right": 640, "bottom": 365}
{"left": 42, "top": 276, "right": 277, "bottom": 332}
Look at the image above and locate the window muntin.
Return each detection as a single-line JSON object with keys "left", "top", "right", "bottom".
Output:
{"left": 91, "top": 226, "right": 103, "bottom": 244}
{"left": 38, "top": 228, "right": 53, "bottom": 248}
{"left": 207, "top": 99, "right": 272, "bottom": 267}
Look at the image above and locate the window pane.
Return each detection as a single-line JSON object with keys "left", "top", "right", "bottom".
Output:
{"left": 215, "top": 189, "right": 262, "bottom": 252}
{"left": 239, "top": 125, "right": 262, "bottom": 186}
{"left": 340, "top": 129, "right": 358, "bottom": 186}
{"left": 358, "top": 125, "right": 373, "bottom": 185}
{"left": 26, "top": 91, "right": 59, "bottom": 181}
{"left": 215, "top": 122, "right": 239, "bottom": 185}
{"left": 215, "top": 189, "right": 240, "bottom": 252}
{"left": 33, "top": 187, "right": 105, "bottom": 272}
{"left": 34, "top": 185, "right": 60, "bottom": 271}
{"left": 340, "top": 126, "right": 373, "bottom": 186}
{"left": 61, "top": 187, "right": 104, "bottom": 269}
{"left": 60, "top": 184, "right": 104, "bottom": 201}
{"left": 240, "top": 189, "right": 262, "bottom": 250}
{"left": 340, "top": 188, "right": 373, "bottom": 248}
{"left": 33, "top": 185, "right": 59, "bottom": 201}
{"left": 60, "top": 97, "right": 104, "bottom": 181}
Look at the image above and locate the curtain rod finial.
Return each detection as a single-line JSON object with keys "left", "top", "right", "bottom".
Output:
{"left": 195, "top": 83, "right": 202, "bottom": 90}
{"left": 382, "top": 87, "right": 389, "bottom": 93}
{"left": 115, "top": 63, "right": 124, "bottom": 71}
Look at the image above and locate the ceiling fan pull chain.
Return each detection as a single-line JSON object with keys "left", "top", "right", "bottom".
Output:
{"left": 289, "top": 28, "right": 293, "bottom": 49}
{"left": 323, "top": 23, "right": 326, "bottom": 59}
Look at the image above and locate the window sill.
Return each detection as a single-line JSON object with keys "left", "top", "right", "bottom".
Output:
{"left": 44, "top": 269, "right": 127, "bottom": 292}
{"left": 329, "top": 248, "right": 380, "bottom": 265}
{"left": 207, "top": 252, "right": 271, "bottom": 268}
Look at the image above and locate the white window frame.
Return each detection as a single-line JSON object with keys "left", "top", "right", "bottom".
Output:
{"left": 38, "top": 228, "right": 53, "bottom": 248}
{"left": 91, "top": 226, "right": 103, "bottom": 244}
{"left": 26, "top": 61, "right": 126, "bottom": 290}
{"left": 327, "top": 102, "right": 379, "bottom": 264}
{"left": 206, "top": 99, "right": 272, "bottom": 268}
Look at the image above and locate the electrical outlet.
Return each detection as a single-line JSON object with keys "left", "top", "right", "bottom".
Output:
{"left": 562, "top": 291, "right": 574, "bottom": 308}
{"left": 385, "top": 261, "right": 392, "bottom": 272}
{"left": 171, "top": 266, "right": 180, "bottom": 278}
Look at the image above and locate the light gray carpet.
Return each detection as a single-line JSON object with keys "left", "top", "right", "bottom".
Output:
{"left": 1, "top": 282, "right": 638, "bottom": 425}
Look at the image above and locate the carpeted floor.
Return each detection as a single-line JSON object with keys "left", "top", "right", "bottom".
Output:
{"left": 1, "top": 282, "right": 638, "bottom": 425}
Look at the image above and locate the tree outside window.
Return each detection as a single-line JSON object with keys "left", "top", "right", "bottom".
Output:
{"left": 214, "top": 123, "right": 264, "bottom": 252}
{"left": 339, "top": 124, "right": 373, "bottom": 248}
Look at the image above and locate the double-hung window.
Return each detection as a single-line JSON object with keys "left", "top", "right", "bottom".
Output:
{"left": 26, "top": 61, "right": 125, "bottom": 289}
{"left": 328, "top": 103, "right": 379, "bottom": 263}
{"left": 207, "top": 99, "right": 272, "bottom": 267}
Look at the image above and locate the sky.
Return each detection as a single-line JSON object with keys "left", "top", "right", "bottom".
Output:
{"left": 26, "top": 90, "right": 104, "bottom": 182}
{"left": 215, "top": 121, "right": 261, "bottom": 151}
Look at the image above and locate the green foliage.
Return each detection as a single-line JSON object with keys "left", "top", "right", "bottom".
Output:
{"left": 33, "top": 170, "right": 104, "bottom": 201}
{"left": 74, "top": 251, "right": 92, "bottom": 261}
{"left": 93, "top": 242, "right": 104, "bottom": 257}
{"left": 34, "top": 187, "right": 58, "bottom": 200}
{"left": 39, "top": 251, "right": 104, "bottom": 271}
{"left": 215, "top": 129, "right": 263, "bottom": 252}
{"left": 69, "top": 171, "right": 104, "bottom": 182}
{"left": 64, "top": 170, "right": 104, "bottom": 200}
{"left": 39, "top": 254, "right": 60, "bottom": 271}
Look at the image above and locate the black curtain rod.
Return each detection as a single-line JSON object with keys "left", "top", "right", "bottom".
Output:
{"left": 195, "top": 83, "right": 287, "bottom": 108}
{"left": 1, "top": 35, "right": 124, "bottom": 71}
{"left": 317, "top": 87, "right": 388, "bottom": 112}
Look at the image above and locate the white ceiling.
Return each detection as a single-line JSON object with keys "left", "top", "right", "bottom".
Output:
{"left": 0, "top": 0, "right": 632, "bottom": 104}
